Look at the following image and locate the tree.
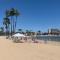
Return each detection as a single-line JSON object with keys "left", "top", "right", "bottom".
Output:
{"left": 8, "top": 8, "right": 16, "bottom": 35}
{"left": 0, "top": 27, "right": 4, "bottom": 35}
{"left": 3, "top": 17, "right": 10, "bottom": 37}
{"left": 18, "top": 29, "right": 22, "bottom": 33}
{"left": 31, "top": 32, "right": 35, "bottom": 35}
{"left": 26, "top": 30, "right": 32, "bottom": 36}
{"left": 6, "top": 8, "right": 20, "bottom": 36}
{"left": 15, "top": 9, "right": 20, "bottom": 31}
{"left": 5, "top": 9, "right": 10, "bottom": 17}
{"left": 0, "top": 27, "right": 4, "bottom": 32}
{"left": 37, "top": 30, "right": 41, "bottom": 35}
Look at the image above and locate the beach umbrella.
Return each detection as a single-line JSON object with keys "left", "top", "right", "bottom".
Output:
{"left": 13, "top": 33, "right": 25, "bottom": 37}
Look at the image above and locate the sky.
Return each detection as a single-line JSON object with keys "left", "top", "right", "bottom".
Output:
{"left": 0, "top": 0, "right": 60, "bottom": 32}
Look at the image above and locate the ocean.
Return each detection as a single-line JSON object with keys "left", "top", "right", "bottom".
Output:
{"left": 36, "top": 35, "right": 60, "bottom": 42}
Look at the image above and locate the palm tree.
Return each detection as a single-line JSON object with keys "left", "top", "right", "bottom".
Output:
{"left": 5, "top": 9, "right": 13, "bottom": 36}
{"left": 0, "top": 27, "right": 4, "bottom": 35}
{"left": 6, "top": 8, "right": 20, "bottom": 36}
{"left": 5, "top": 9, "right": 10, "bottom": 17}
{"left": 26, "top": 30, "right": 32, "bottom": 36}
{"left": 5, "top": 8, "right": 20, "bottom": 36}
{"left": 18, "top": 29, "right": 22, "bottom": 33}
{"left": 15, "top": 9, "right": 20, "bottom": 32}
{"left": 0, "top": 27, "right": 4, "bottom": 32}
{"left": 9, "top": 8, "right": 20, "bottom": 33}
{"left": 37, "top": 30, "right": 41, "bottom": 35}
{"left": 3, "top": 17, "right": 10, "bottom": 37}
{"left": 9, "top": 8, "right": 15, "bottom": 35}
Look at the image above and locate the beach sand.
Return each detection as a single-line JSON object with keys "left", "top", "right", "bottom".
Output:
{"left": 0, "top": 36, "right": 60, "bottom": 60}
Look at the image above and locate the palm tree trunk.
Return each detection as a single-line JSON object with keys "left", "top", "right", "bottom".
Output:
{"left": 8, "top": 24, "right": 10, "bottom": 37}
{"left": 15, "top": 16, "right": 17, "bottom": 33}
{"left": 5, "top": 25, "right": 7, "bottom": 36}
{"left": 13, "top": 17, "right": 15, "bottom": 34}
{"left": 5, "top": 25, "right": 8, "bottom": 38}
{"left": 11, "top": 16, "right": 13, "bottom": 36}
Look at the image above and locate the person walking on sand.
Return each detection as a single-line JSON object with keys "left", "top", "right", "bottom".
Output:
{"left": 24, "top": 37, "right": 27, "bottom": 42}
{"left": 32, "top": 35, "right": 35, "bottom": 41}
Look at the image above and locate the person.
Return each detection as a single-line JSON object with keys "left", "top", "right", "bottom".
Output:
{"left": 32, "top": 36, "right": 35, "bottom": 41}
{"left": 24, "top": 37, "right": 27, "bottom": 42}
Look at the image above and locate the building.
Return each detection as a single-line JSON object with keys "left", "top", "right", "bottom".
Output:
{"left": 48, "top": 29, "right": 60, "bottom": 35}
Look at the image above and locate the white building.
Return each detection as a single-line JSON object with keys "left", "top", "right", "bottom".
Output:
{"left": 48, "top": 29, "right": 60, "bottom": 35}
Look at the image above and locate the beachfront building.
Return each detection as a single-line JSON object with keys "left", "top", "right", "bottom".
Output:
{"left": 48, "top": 29, "right": 60, "bottom": 35}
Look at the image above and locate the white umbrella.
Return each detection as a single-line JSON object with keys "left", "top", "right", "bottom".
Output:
{"left": 13, "top": 33, "right": 25, "bottom": 37}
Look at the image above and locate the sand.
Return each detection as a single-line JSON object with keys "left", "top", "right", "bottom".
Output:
{"left": 0, "top": 36, "right": 60, "bottom": 60}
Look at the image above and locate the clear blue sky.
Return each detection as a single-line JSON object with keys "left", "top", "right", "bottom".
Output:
{"left": 0, "top": 0, "right": 60, "bottom": 32}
